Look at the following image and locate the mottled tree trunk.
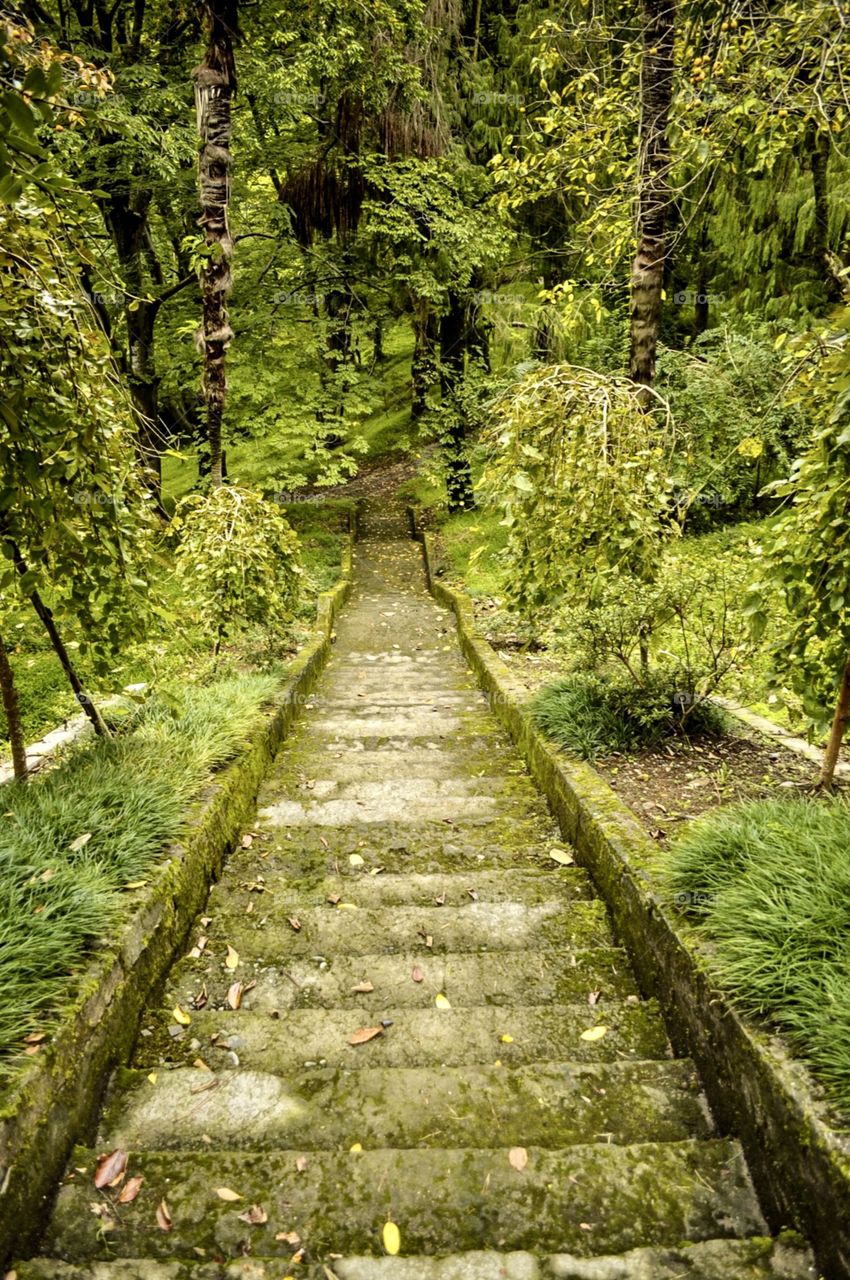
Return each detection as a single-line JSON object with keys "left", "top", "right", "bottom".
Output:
{"left": 820, "top": 647, "right": 850, "bottom": 790}
{"left": 808, "top": 123, "right": 843, "bottom": 303}
{"left": 628, "top": 0, "right": 675, "bottom": 397}
{"left": 412, "top": 305, "right": 439, "bottom": 419}
{"left": 0, "top": 631, "right": 27, "bottom": 781}
{"left": 194, "top": 0, "right": 238, "bottom": 488}
{"left": 440, "top": 292, "right": 475, "bottom": 514}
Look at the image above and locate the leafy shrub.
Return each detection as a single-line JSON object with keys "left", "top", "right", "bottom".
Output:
{"left": 531, "top": 668, "right": 727, "bottom": 758}
{"left": 173, "top": 486, "right": 302, "bottom": 651}
{"left": 480, "top": 364, "right": 677, "bottom": 613}
{"left": 662, "top": 796, "right": 850, "bottom": 1115}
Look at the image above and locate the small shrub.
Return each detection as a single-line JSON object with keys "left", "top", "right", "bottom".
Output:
{"left": 531, "top": 668, "right": 727, "bottom": 758}
{"left": 661, "top": 796, "right": 850, "bottom": 1115}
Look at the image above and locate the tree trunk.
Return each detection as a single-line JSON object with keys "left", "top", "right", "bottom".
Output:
{"left": 0, "top": 631, "right": 27, "bottom": 781}
{"left": 819, "top": 646, "right": 850, "bottom": 790}
{"left": 808, "top": 123, "right": 843, "bottom": 304}
{"left": 440, "top": 292, "right": 475, "bottom": 513}
{"left": 194, "top": 0, "right": 238, "bottom": 489}
{"left": 412, "top": 306, "right": 438, "bottom": 418}
{"left": 628, "top": 0, "right": 675, "bottom": 397}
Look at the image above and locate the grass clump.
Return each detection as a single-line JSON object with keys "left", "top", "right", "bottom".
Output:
{"left": 662, "top": 795, "right": 850, "bottom": 1115}
{"left": 531, "top": 669, "right": 728, "bottom": 759}
{"left": 0, "top": 673, "right": 276, "bottom": 1082}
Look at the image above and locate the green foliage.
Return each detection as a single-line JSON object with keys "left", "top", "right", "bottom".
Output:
{"left": 745, "top": 320, "right": 850, "bottom": 728}
{"left": 480, "top": 364, "right": 676, "bottom": 613}
{"left": 172, "top": 487, "right": 302, "bottom": 649}
{"left": 0, "top": 673, "right": 276, "bottom": 1078}
{"left": 662, "top": 796, "right": 850, "bottom": 1115}
{"left": 532, "top": 668, "right": 727, "bottom": 759}
{"left": 656, "top": 327, "right": 808, "bottom": 525}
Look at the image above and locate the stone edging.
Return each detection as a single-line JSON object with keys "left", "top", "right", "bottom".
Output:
{"left": 415, "top": 521, "right": 850, "bottom": 1280}
{"left": 0, "top": 529, "right": 355, "bottom": 1269}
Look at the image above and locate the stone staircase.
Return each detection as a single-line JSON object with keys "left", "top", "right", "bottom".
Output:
{"left": 15, "top": 505, "right": 815, "bottom": 1280}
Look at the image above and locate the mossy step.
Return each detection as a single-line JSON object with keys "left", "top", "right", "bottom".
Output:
{"left": 45, "top": 1140, "right": 763, "bottom": 1261}
{"left": 240, "top": 818, "right": 564, "bottom": 874}
{"left": 206, "top": 869, "right": 592, "bottom": 913}
{"left": 165, "top": 945, "right": 637, "bottom": 1013}
{"left": 133, "top": 1001, "right": 669, "bottom": 1072}
{"left": 12, "top": 1239, "right": 816, "bottom": 1280}
{"left": 100, "top": 1059, "right": 712, "bottom": 1152}
{"left": 269, "top": 748, "right": 527, "bottom": 783}
{"left": 171, "top": 900, "right": 614, "bottom": 960}
{"left": 264, "top": 776, "right": 540, "bottom": 804}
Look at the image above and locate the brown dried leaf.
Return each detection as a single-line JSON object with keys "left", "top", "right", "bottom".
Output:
{"left": 225, "top": 945, "right": 240, "bottom": 970}
{"left": 467, "top": 888, "right": 479, "bottom": 901}
{"left": 23, "top": 1031, "right": 46, "bottom": 1045}
{"left": 288, "top": 916, "right": 302, "bottom": 932}
{"left": 295, "top": 1155, "right": 309, "bottom": 1173}
{"left": 117, "top": 1175, "right": 144, "bottom": 1205}
{"left": 411, "top": 966, "right": 424, "bottom": 983}
{"left": 237, "top": 1204, "right": 268, "bottom": 1225}
{"left": 508, "top": 1146, "right": 528, "bottom": 1172}
{"left": 227, "top": 982, "right": 243, "bottom": 1011}
{"left": 275, "top": 1230, "right": 301, "bottom": 1245}
{"left": 434, "top": 893, "right": 446, "bottom": 906}
{"left": 351, "top": 981, "right": 374, "bottom": 994}
{"left": 588, "top": 990, "right": 602, "bottom": 1006}
{"left": 327, "top": 893, "right": 341, "bottom": 905}
{"left": 347, "top": 1025, "right": 384, "bottom": 1046}
{"left": 156, "top": 1200, "right": 173, "bottom": 1232}
{"left": 241, "top": 833, "right": 254, "bottom": 848}
{"left": 94, "top": 1149, "right": 127, "bottom": 1189}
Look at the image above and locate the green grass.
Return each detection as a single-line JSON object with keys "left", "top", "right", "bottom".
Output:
{"left": 0, "top": 673, "right": 276, "bottom": 1082}
{"left": 662, "top": 796, "right": 850, "bottom": 1116}
{"left": 532, "top": 669, "right": 728, "bottom": 759}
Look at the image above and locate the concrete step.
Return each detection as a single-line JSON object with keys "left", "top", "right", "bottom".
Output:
{"left": 100, "top": 1059, "right": 712, "bottom": 1152}
{"left": 165, "top": 945, "right": 638, "bottom": 1013}
{"left": 45, "top": 1140, "right": 764, "bottom": 1261}
{"left": 171, "top": 899, "right": 614, "bottom": 960}
{"left": 132, "top": 1001, "right": 669, "bottom": 1072}
{"left": 269, "top": 749, "right": 527, "bottom": 783}
{"left": 14, "top": 1238, "right": 817, "bottom": 1279}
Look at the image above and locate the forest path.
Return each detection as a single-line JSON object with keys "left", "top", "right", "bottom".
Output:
{"left": 19, "top": 502, "right": 813, "bottom": 1279}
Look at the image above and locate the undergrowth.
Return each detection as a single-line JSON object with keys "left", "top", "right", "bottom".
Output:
{"left": 531, "top": 669, "right": 728, "bottom": 758}
{"left": 0, "top": 673, "right": 276, "bottom": 1081}
{"left": 662, "top": 796, "right": 850, "bottom": 1116}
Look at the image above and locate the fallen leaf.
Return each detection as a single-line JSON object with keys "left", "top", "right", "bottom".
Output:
{"left": 382, "top": 1220, "right": 401, "bottom": 1256}
{"left": 237, "top": 1204, "right": 268, "bottom": 1225}
{"left": 508, "top": 1146, "right": 528, "bottom": 1171}
{"left": 500, "top": 1034, "right": 514, "bottom": 1044}
{"left": 193, "top": 985, "right": 208, "bottom": 1010}
{"left": 347, "top": 1026, "right": 384, "bottom": 1046}
{"left": 227, "top": 982, "right": 243, "bottom": 1011}
{"left": 69, "top": 832, "right": 92, "bottom": 853}
{"left": 351, "top": 981, "right": 374, "bottom": 994}
{"left": 23, "top": 1032, "right": 46, "bottom": 1045}
{"left": 241, "top": 833, "right": 254, "bottom": 848}
{"left": 327, "top": 893, "right": 341, "bottom": 905}
{"left": 411, "top": 966, "right": 424, "bottom": 983}
{"left": 580, "top": 1025, "right": 609, "bottom": 1042}
{"left": 275, "top": 1230, "right": 302, "bottom": 1245}
{"left": 172, "top": 1006, "right": 191, "bottom": 1027}
{"left": 117, "top": 1175, "right": 144, "bottom": 1204}
{"left": 319, "top": 835, "right": 329, "bottom": 848}
{"left": 467, "top": 888, "right": 479, "bottom": 901}
{"left": 295, "top": 1155, "right": 308, "bottom": 1173}
{"left": 215, "top": 1187, "right": 242, "bottom": 1202}
{"left": 349, "top": 1142, "right": 363, "bottom": 1153}
{"left": 434, "top": 892, "right": 446, "bottom": 906}
{"left": 147, "top": 1072, "right": 158, "bottom": 1084}
{"left": 336, "top": 902, "right": 357, "bottom": 911}
{"left": 435, "top": 994, "right": 452, "bottom": 1010}
{"left": 225, "top": 945, "right": 240, "bottom": 970}
{"left": 288, "top": 916, "right": 302, "bottom": 932}
{"left": 156, "top": 1200, "right": 172, "bottom": 1232}
{"left": 124, "top": 880, "right": 147, "bottom": 890}
{"left": 193, "top": 1057, "right": 212, "bottom": 1071}
{"left": 94, "top": 1149, "right": 127, "bottom": 1189}
{"left": 588, "top": 990, "right": 602, "bottom": 1006}
{"left": 549, "top": 848, "right": 575, "bottom": 866}
{"left": 349, "top": 853, "right": 364, "bottom": 867}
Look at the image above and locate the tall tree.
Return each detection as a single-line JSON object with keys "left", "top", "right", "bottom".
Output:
{"left": 628, "top": 0, "right": 675, "bottom": 394}
{"left": 193, "top": 0, "right": 238, "bottom": 488}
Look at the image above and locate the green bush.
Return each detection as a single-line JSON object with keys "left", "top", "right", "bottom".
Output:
{"left": 531, "top": 668, "right": 727, "bottom": 758}
{"left": 662, "top": 796, "right": 850, "bottom": 1115}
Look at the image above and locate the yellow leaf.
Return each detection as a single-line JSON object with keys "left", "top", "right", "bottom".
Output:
{"left": 500, "top": 1034, "right": 514, "bottom": 1044}
{"left": 349, "top": 854, "right": 365, "bottom": 867}
{"left": 147, "top": 1071, "right": 158, "bottom": 1084}
{"left": 215, "top": 1187, "right": 242, "bottom": 1201}
{"left": 225, "top": 945, "right": 240, "bottom": 970}
{"left": 336, "top": 902, "right": 358, "bottom": 911}
{"left": 172, "top": 1006, "right": 191, "bottom": 1027}
{"left": 349, "top": 1142, "right": 363, "bottom": 1153}
{"left": 580, "top": 1025, "right": 609, "bottom": 1042}
{"left": 383, "top": 1221, "right": 401, "bottom": 1256}
{"left": 435, "top": 993, "right": 452, "bottom": 1010}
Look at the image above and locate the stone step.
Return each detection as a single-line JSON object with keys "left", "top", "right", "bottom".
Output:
{"left": 273, "top": 776, "right": 539, "bottom": 804}
{"left": 133, "top": 1002, "right": 669, "bottom": 1072}
{"left": 14, "top": 1237, "right": 818, "bottom": 1279}
{"left": 100, "top": 1059, "right": 712, "bottom": 1153}
{"left": 175, "top": 899, "right": 614, "bottom": 959}
{"left": 268, "top": 750, "right": 526, "bottom": 783}
{"left": 44, "top": 1140, "right": 764, "bottom": 1262}
{"left": 206, "top": 869, "right": 592, "bottom": 912}
{"left": 165, "top": 945, "right": 637, "bottom": 1013}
